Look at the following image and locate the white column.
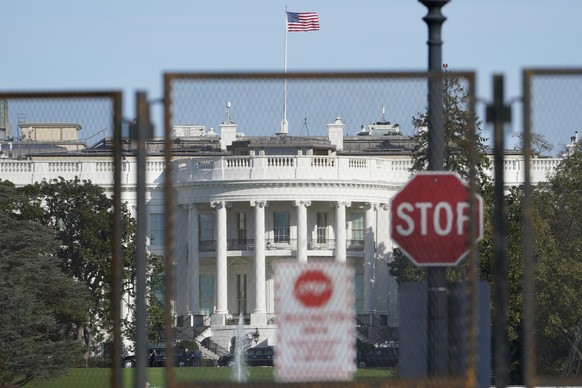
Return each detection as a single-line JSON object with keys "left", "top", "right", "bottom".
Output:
{"left": 187, "top": 204, "right": 200, "bottom": 317}
{"left": 364, "top": 203, "right": 377, "bottom": 314}
{"left": 251, "top": 200, "right": 267, "bottom": 325}
{"left": 295, "top": 200, "right": 311, "bottom": 262}
{"left": 212, "top": 201, "right": 228, "bottom": 320}
{"left": 174, "top": 206, "right": 188, "bottom": 319}
{"left": 334, "top": 201, "right": 351, "bottom": 262}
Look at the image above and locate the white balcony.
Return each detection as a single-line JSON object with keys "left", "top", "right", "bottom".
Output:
{"left": 173, "top": 155, "right": 415, "bottom": 186}
{"left": 173, "top": 155, "right": 561, "bottom": 187}
{"left": 0, "top": 155, "right": 561, "bottom": 189}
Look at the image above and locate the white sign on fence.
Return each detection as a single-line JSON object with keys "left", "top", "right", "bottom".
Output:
{"left": 274, "top": 261, "right": 356, "bottom": 382}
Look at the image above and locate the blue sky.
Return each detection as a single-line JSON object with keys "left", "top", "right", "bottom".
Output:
{"left": 3, "top": 1, "right": 581, "bottom": 152}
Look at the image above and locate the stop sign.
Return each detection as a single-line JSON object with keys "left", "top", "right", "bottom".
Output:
{"left": 390, "top": 172, "right": 483, "bottom": 266}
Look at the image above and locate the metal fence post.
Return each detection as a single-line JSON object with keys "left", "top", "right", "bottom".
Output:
{"left": 487, "top": 74, "right": 512, "bottom": 387}
{"left": 420, "top": 0, "right": 449, "bottom": 378}
{"left": 135, "top": 91, "right": 149, "bottom": 388}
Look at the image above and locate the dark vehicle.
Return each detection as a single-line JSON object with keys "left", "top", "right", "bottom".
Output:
{"left": 122, "top": 346, "right": 187, "bottom": 368}
{"left": 357, "top": 347, "right": 398, "bottom": 368}
{"left": 218, "top": 346, "right": 275, "bottom": 367}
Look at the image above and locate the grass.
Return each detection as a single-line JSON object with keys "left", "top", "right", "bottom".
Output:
{"left": 26, "top": 366, "right": 395, "bottom": 387}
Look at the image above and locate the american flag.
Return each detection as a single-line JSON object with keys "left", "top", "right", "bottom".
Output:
{"left": 286, "top": 11, "right": 319, "bottom": 32}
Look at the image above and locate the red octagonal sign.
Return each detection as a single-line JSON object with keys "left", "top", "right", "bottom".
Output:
{"left": 390, "top": 172, "right": 483, "bottom": 266}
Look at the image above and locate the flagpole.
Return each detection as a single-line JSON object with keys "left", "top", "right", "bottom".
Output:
{"left": 281, "top": 7, "right": 289, "bottom": 134}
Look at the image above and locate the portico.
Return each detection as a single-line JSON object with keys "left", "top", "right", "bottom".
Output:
{"left": 175, "top": 197, "right": 391, "bottom": 329}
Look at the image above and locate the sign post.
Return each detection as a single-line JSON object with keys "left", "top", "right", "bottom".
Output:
{"left": 390, "top": 171, "right": 483, "bottom": 378}
{"left": 420, "top": 0, "right": 451, "bottom": 377}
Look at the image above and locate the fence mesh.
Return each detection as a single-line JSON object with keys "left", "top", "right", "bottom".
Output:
{"left": 14, "top": 70, "right": 581, "bottom": 387}
{"left": 522, "top": 69, "right": 582, "bottom": 387}
{"left": 161, "top": 72, "right": 482, "bottom": 387}
{"left": 0, "top": 91, "right": 123, "bottom": 387}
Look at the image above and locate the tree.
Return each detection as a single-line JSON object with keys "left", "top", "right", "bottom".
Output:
{"left": 389, "top": 71, "right": 493, "bottom": 284}
{"left": 11, "top": 177, "right": 139, "bottom": 363}
{"left": 124, "top": 253, "right": 166, "bottom": 345}
{"left": 477, "top": 186, "right": 529, "bottom": 383}
{"left": 0, "top": 183, "right": 89, "bottom": 386}
{"left": 531, "top": 150, "right": 582, "bottom": 376}
{"left": 387, "top": 248, "right": 425, "bottom": 284}
{"left": 409, "top": 71, "right": 492, "bottom": 188}
{"left": 476, "top": 150, "right": 582, "bottom": 381}
{"left": 513, "top": 131, "right": 554, "bottom": 156}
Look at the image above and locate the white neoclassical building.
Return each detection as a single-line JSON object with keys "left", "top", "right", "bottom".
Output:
{"left": 0, "top": 115, "right": 561, "bottom": 356}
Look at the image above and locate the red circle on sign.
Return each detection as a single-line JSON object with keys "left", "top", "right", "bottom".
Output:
{"left": 293, "top": 270, "right": 333, "bottom": 307}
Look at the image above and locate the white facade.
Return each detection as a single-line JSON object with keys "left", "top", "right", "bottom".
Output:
{"left": 0, "top": 120, "right": 563, "bottom": 354}
{"left": 171, "top": 154, "right": 402, "bottom": 349}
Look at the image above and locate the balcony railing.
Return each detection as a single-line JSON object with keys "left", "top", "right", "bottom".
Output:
{"left": 173, "top": 155, "right": 562, "bottom": 187}
{"left": 174, "top": 155, "right": 412, "bottom": 184}
{"left": 199, "top": 241, "right": 216, "bottom": 252}
{"left": 347, "top": 239, "right": 365, "bottom": 251}
{"left": 308, "top": 239, "right": 336, "bottom": 250}
{"left": 0, "top": 155, "right": 562, "bottom": 189}
{"left": 227, "top": 239, "right": 255, "bottom": 251}
{"left": 195, "top": 238, "right": 365, "bottom": 252}
{"left": 265, "top": 238, "right": 296, "bottom": 250}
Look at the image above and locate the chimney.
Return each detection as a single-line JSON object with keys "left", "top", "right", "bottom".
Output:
{"left": 327, "top": 117, "right": 345, "bottom": 151}
{"left": 220, "top": 102, "right": 238, "bottom": 150}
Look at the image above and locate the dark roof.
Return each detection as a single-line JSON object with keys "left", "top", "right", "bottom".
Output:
{"left": 229, "top": 135, "right": 335, "bottom": 151}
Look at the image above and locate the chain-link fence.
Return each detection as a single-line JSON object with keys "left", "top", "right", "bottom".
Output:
{"left": 7, "top": 69, "right": 581, "bottom": 387}
{"left": 158, "top": 71, "right": 483, "bottom": 387}
{"left": 521, "top": 69, "right": 582, "bottom": 387}
{"left": 0, "top": 91, "right": 124, "bottom": 387}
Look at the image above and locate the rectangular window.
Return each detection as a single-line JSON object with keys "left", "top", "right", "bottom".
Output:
{"left": 199, "top": 213, "right": 214, "bottom": 242}
{"left": 237, "top": 274, "right": 247, "bottom": 315}
{"left": 351, "top": 212, "right": 364, "bottom": 242}
{"left": 273, "top": 211, "right": 290, "bottom": 243}
{"left": 150, "top": 213, "right": 165, "bottom": 246}
{"left": 199, "top": 274, "right": 214, "bottom": 316}
{"left": 316, "top": 212, "right": 328, "bottom": 243}
{"left": 0, "top": 100, "right": 6, "bottom": 130}
{"left": 237, "top": 212, "right": 247, "bottom": 244}
{"left": 354, "top": 273, "right": 364, "bottom": 313}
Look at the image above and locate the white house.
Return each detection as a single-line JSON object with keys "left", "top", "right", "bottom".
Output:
{"left": 0, "top": 114, "right": 562, "bottom": 357}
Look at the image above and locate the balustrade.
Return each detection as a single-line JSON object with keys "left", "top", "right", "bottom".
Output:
{"left": 225, "top": 157, "right": 250, "bottom": 168}
{"left": 0, "top": 155, "right": 563, "bottom": 188}
{"left": 189, "top": 237, "right": 369, "bottom": 253}
{"left": 226, "top": 239, "right": 255, "bottom": 251}
{"left": 311, "top": 157, "right": 335, "bottom": 167}
{"left": 267, "top": 156, "right": 294, "bottom": 167}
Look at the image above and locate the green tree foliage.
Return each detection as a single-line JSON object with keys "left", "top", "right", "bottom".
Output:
{"left": 0, "top": 182, "right": 89, "bottom": 386}
{"left": 532, "top": 150, "right": 582, "bottom": 376}
{"left": 478, "top": 186, "right": 529, "bottom": 382}
{"left": 409, "top": 72, "right": 492, "bottom": 188}
{"left": 124, "top": 253, "right": 165, "bottom": 345}
{"left": 513, "top": 132, "right": 554, "bottom": 156}
{"left": 388, "top": 248, "right": 425, "bottom": 284}
{"left": 8, "top": 177, "right": 139, "bottom": 362}
{"left": 475, "top": 150, "right": 582, "bottom": 380}
{"left": 389, "top": 71, "right": 492, "bottom": 283}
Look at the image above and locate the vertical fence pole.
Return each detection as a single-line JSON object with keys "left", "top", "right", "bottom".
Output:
{"left": 522, "top": 70, "right": 536, "bottom": 388}
{"left": 420, "top": 0, "right": 449, "bottom": 378}
{"left": 111, "top": 92, "right": 123, "bottom": 388}
{"left": 163, "top": 77, "right": 177, "bottom": 388}
{"left": 487, "top": 74, "right": 512, "bottom": 387}
{"left": 135, "top": 91, "right": 149, "bottom": 388}
{"left": 466, "top": 73, "right": 480, "bottom": 388}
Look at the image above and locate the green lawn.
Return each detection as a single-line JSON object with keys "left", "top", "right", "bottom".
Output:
{"left": 27, "top": 367, "right": 395, "bottom": 387}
